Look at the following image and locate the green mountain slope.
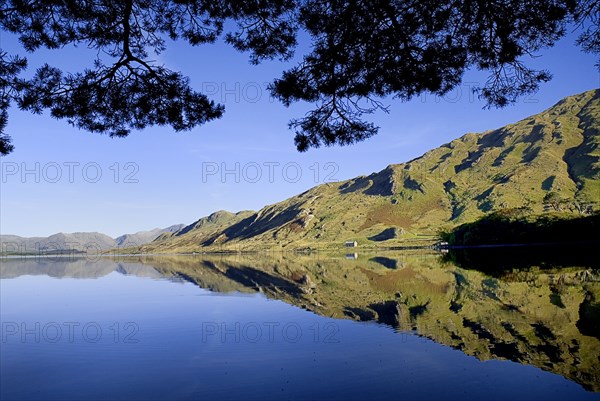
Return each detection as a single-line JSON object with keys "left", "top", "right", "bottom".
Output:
{"left": 142, "top": 210, "right": 255, "bottom": 252}
{"left": 140, "top": 89, "right": 600, "bottom": 252}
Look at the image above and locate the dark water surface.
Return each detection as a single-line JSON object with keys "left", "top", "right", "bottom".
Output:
{"left": 1, "top": 253, "right": 599, "bottom": 400}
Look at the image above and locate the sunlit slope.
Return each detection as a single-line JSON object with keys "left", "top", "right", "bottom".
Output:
{"left": 140, "top": 89, "right": 599, "bottom": 251}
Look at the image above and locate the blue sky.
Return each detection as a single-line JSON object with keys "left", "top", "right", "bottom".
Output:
{"left": 0, "top": 28, "right": 598, "bottom": 238}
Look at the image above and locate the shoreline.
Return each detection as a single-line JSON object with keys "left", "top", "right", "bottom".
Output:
{"left": 2, "top": 239, "right": 599, "bottom": 258}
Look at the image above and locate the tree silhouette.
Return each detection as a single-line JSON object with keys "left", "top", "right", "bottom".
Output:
{"left": 0, "top": 0, "right": 598, "bottom": 154}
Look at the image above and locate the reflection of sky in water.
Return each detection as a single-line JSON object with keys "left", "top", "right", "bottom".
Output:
{"left": 1, "top": 261, "right": 598, "bottom": 401}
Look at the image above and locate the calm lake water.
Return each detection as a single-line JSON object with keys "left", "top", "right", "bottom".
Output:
{"left": 1, "top": 252, "right": 599, "bottom": 400}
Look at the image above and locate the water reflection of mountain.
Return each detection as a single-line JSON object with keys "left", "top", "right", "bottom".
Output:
{"left": 0, "top": 258, "right": 164, "bottom": 280}
{"left": 129, "top": 252, "right": 600, "bottom": 392}
{"left": 2, "top": 252, "right": 598, "bottom": 391}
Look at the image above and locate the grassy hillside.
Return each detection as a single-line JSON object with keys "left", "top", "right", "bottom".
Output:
{"left": 135, "top": 89, "right": 600, "bottom": 253}
{"left": 140, "top": 210, "right": 255, "bottom": 252}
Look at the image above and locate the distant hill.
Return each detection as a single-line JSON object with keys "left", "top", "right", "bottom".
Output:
{"left": 0, "top": 224, "right": 184, "bottom": 254}
{"left": 137, "top": 89, "right": 599, "bottom": 252}
{"left": 115, "top": 224, "right": 184, "bottom": 247}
